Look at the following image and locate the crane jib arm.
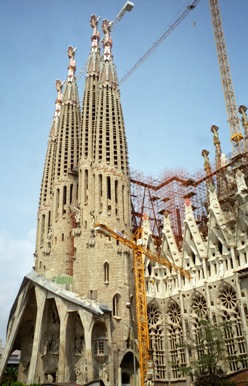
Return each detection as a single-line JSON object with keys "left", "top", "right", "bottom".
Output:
{"left": 94, "top": 223, "right": 191, "bottom": 279}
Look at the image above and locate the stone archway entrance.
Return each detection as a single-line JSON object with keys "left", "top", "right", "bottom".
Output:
{"left": 120, "top": 351, "right": 138, "bottom": 386}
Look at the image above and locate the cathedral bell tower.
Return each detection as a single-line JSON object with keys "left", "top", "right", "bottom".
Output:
{"left": 35, "top": 45, "right": 81, "bottom": 280}
{"left": 73, "top": 17, "right": 133, "bottom": 340}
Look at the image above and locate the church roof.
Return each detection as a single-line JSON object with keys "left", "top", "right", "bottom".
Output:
{"left": 25, "top": 271, "right": 110, "bottom": 315}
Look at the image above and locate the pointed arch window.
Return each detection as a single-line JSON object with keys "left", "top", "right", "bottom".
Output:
{"left": 218, "top": 283, "right": 248, "bottom": 371}
{"left": 147, "top": 301, "right": 166, "bottom": 380}
{"left": 104, "top": 261, "right": 109, "bottom": 283}
{"left": 113, "top": 293, "right": 121, "bottom": 318}
{"left": 190, "top": 292, "right": 208, "bottom": 360}
{"left": 167, "top": 300, "right": 186, "bottom": 380}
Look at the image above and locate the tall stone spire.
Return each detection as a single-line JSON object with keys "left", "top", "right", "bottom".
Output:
{"left": 35, "top": 80, "right": 63, "bottom": 271}
{"left": 39, "top": 79, "right": 63, "bottom": 209}
{"left": 210, "top": 124, "right": 230, "bottom": 197}
{"left": 211, "top": 125, "right": 222, "bottom": 170}
{"left": 93, "top": 19, "right": 129, "bottom": 175}
{"left": 90, "top": 19, "right": 130, "bottom": 226}
{"left": 35, "top": 46, "right": 81, "bottom": 279}
{"left": 73, "top": 18, "right": 133, "bottom": 326}
{"left": 80, "top": 15, "right": 101, "bottom": 161}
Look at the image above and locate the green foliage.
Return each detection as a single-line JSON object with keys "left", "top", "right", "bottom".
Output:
{"left": 1, "top": 366, "right": 18, "bottom": 385}
{"left": 1, "top": 366, "right": 40, "bottom": 385}
{"left": 178, "top": 319, "right": 236, "bottom": 386}
{"left": 193, "top": 319, "right": 226, "bottom": 379}
{"left": 193, "top": 370, "right": 236, "bottom": 386}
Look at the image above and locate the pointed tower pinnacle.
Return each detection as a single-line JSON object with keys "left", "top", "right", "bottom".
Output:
{"left": 73, "top": 19, "right": 132, "bottom": 316}
{"left": 211, "top": 125, "right": 229, "bottom": 197}
{"left": 67, "top": 45, "right": 77, "bottom": 82}
{"left": 35, "top": 80, "right": 64, "bottom": 270}
{"left": 89, "top": 15, "right": 101, "bottom": 66}
{"left": 211, "top": 125, "right": 222, "bottom": 170}
{"left": 80, "top": 15, "right": 101, "bottom": 162}
{"left": 202, "top": 149, "right": 213, "bottom": 205}
{"left": 35, "top": 46, "right": 81, "bottom": 280}
{"left": 202, "top": 149, "right": 212, "bottom": 179}
{"left": 99, "top": 19, "right": 118, "bottom": 87}
{"left": 39, "top": 79, "right": 63, "bottom": 208}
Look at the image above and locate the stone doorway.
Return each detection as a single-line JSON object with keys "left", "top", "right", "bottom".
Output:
{"left": 120, "top": 351, "right": 138, "bottom": 386}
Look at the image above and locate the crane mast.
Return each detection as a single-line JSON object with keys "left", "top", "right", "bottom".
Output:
{"left": 94, "top": 223, "right": 190, "bottom": 386}
{"left": 209, "top": 0, "right": 243, "bottom": 146}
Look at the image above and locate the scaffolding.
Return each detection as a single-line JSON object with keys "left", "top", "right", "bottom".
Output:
{"left": 131, "top": 167, "right": 205, "bottom": 247}
{"left": 130, "top": 149, "right": 248, "bottom": 249}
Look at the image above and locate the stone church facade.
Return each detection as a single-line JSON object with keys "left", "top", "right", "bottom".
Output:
{"left": 144, "top": 167, "right": 248, "bottom": 384}
{"left": 1, "top": 12, "right": 248, "bottom": 386}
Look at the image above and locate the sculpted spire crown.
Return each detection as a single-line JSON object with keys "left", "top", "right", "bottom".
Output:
{"left": 102, "top": 19, "right": 112, "bottom": 61}
{"left": 67, "top": 45, "right": 77, "bottom": 82}
{"left": 50, "top": 79, "right": 63, "bottom": 141}
{"left": 90, "top": 15, "right": 100, "bottom": 53}
{"left": 202, "top": 149, "right": 211, "bottom": 175}
{"left": 211, "top": 125, "right": 220, "bottom": 146}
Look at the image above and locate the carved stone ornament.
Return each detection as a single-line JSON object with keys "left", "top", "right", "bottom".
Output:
{"left": 75, "top": 359, "right": 88, "bottom": 386}
{"left": 73, "top": 228, "right": 81, "bottom": 237}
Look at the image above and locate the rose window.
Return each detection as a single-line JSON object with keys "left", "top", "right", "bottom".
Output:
{"left": 168, "top": 302, "right": 181, "bottom": 324}
{"left": 192, "top": 294, "right": 207, "bottom": 317}
{"left": 219, "top": 284, "right": 237, "bottom": 309}
{"left": 148, "top": 302, "right": 161, "bottom": 326}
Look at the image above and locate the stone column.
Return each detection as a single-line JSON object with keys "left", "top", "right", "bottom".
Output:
{"left": 79, "top": 310, "right": 94, "bottom": 380}
{"left": 234, "top": 273, "right": 248, "bottom": 348}
{"left": 55, "top": 297, "right": 69, "bottom": 382}
{"left": 0, "top": 282, "right": 30, "bottom": 382}
{"left": 27, "top": 285, "right": 47, "bottom": 384}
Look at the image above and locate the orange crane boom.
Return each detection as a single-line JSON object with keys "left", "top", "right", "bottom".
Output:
{"left": 94, "top": 223, "right": 190, "bottom": 386}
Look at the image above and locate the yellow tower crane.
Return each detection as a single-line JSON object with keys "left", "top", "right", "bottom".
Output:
{"left": 209, "top": 0, "right": 243, "bottom": 146}
{"left": 94, "top": 223, "right": 191, "bottom": 386}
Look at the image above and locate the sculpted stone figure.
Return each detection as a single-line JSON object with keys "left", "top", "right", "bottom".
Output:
{"left": 74, "top": 205, "right": 81, "bottom": 225}
{"left": 73, "top": 335, "right": 84, "bottom": 355}
{"left": 102, "top": 363, "right": 109, "bottom": 384}
{"left": 236, "top": 169, "right": 248, "bottom": 195}
{"left": 43, "top": 228, "right": 53, "bottom": 255}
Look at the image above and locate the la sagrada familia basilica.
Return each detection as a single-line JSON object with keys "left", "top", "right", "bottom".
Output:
{"left": 1, "top": 9, "right": 248, "bottom": 386}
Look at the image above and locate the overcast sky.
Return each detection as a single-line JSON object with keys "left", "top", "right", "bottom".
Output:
{"left": 0, "top": 0, "right": 247, "bottom": 343}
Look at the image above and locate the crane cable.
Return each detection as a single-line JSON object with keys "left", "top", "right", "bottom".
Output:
{"left": 119, "top": 0, "right": 201, "bottom": 85}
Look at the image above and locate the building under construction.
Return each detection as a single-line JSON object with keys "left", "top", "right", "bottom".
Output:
{"left": 1, "top": 1, "right": 248, "bottom": 386}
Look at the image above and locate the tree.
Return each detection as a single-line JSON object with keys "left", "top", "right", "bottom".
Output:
{"left": 1, "top": 366, "right": 18, "bottom": 385}
{"left": 181, "top": 319, "right": 236, "bottom": 386}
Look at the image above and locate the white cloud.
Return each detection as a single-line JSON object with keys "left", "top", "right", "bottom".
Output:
{"left": 0, "top": 229, "right": 35, "bottom": 344}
